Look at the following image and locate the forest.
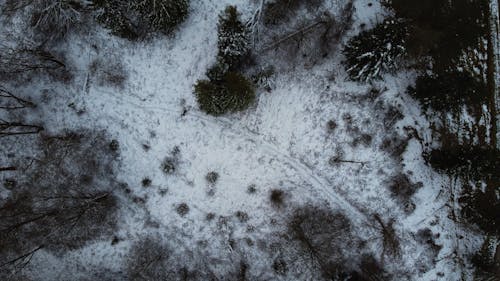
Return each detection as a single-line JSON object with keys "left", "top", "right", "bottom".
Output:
{"left": 0, "top": 0, "right": 499, "bottom": 280}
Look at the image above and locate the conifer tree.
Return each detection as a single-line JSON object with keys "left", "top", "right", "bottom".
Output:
{"left": 216, "top": 5, "right": 250, "bottom": 70}
{"left": 343, "top": 18, "right": 408, "bottom": 82}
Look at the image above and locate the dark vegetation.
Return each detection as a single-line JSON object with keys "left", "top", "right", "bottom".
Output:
{"left": 93, "top": 0, "right": 189, "bottom": 40}
{"left": 1, "top": 0, "right": 190, "bottom": 42}
{"left": 0, "top": 130, "right": 121, "bottom": 277}
{"left": 283, "top": 205, "right": 390, "bottom": 280}
{"left": 381, "top": 0, "right": 499, "bottom": 241}
{"left": 257, "top": 0, "right": 354, "bottom": 68}
{"left": 343, "top": 18, "right": 408, "bottom": 81}
{"left": 194, "top": 6, "right": 255, "bottom": 116}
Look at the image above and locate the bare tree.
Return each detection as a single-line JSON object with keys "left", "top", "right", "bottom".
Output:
{"left": 0, "top": 43, "right": 67, "bottom": 81}
{"left": 0, "top": 130, "right": 120, "bottom": 278}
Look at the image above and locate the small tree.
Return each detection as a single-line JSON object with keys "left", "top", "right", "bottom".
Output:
{"left": 216, "top": 5, "right": 250, "bottom": 69}
{"left": 195, "top": 71, "right": 255, "bottom": 116}
{"left": 194, "top": 5, "right": 254, "bottom": 116}
{"left": 343, "top": 18, "right": 408, "bottom": 81}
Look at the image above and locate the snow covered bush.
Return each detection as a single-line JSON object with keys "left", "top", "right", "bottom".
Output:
{"left": 216, "top": 5, "right": 250, "bottom": 70}
{"left": 195, "top": 71, "right": 255, "bottom": 116}
{"left": 134, "top": 0, "right": 189, "bottom": 35}
{"left": 343, "top": 18, "right": 408, "bottom": 81}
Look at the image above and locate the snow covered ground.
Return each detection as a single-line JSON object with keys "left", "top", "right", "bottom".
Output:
{"left": 0, "top": 0, "right": 487, "bottom": 280}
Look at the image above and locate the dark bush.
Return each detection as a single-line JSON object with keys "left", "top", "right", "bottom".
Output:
{"left": 89, "top": 58, "right": 128, "bottom": 88}
{"left": 195, "top": 71, "right": 255, "bottom": 116}
{"left": 205, "top": 171, "right": 219, "bottom": 185}
{"left": 269, "top": 189, "right": 285, "bottom": 207}
{"left": 176, "top": 203, "right": 190, "bottom": 217}
{"left": 343, "top": 18, "right": 408, "bottom": 81}
{"left": 162, "top": 157, "right": 177, "bottom": 174}
{"left": 142, "top": 177, "right": 152, "bottom": 187}
{"left": 387, "top": 174, "right": 422, "bottom": 212}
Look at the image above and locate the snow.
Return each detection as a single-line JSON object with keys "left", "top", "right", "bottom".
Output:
{"left": 0, "top": 0, "right": 489, "bottom": 280}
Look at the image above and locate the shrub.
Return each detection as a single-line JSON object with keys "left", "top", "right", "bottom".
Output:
{"left": 161, "top": 157, "right": 177, "bottom": 174}
{"left": 269, "top": 189, "right": 285, "bottom": 207}
{"left": 176, "top": 203, "right": 190, "bottom": 216}
{"left": 205, "top": 171, "right": 219, "bottom": 185}
{"left": 142, "top": 177, "right": 152, "bottom": 187}
{"left": 89, "top": 58, "right": 128, "bottom": 88}
{"left": 387, "top": 174, "right": 422, "bottom": 212}
{"left": 343, "top": 18, "right": 408, "bottom": 81}
{"left": 195, "top": 71, "right": 255, "bottom": 116}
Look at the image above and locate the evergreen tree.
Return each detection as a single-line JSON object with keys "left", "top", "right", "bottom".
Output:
{"left": 193, "top": 5, "right": 255, "bottom": 116}
{"left": 93, "top": 0, "right": 140, "bottom": 40}
{"left": 216, "top": 5, "right": 250, "bottom": 70}
{"left": 195, "top": 71, "right": 255, "bottom": 116}
{"left": 134, "top": 0, "right": 189, "bottom": 34}
{"left": 409, "top": 71, "right": 488, "bottom": 113}
{"left": 343, "top": 18, "right": 408, "bottom": 82}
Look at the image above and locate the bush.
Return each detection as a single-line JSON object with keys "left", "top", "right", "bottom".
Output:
{"left": 205, "top": 171, "right": 219, "bottom": 185}
{"left": 195, "top": 71, "right": 255, "bottom": 116}
{"left": 343, "top": 18, "right": 408, "bottom": 81}
{"left": 269, "top": 189, "right": 285, "bottom": 207}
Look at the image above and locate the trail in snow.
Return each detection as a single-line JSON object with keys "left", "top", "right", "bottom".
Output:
{"left": 92, "top": 87, "right": 371, "bottom": 225}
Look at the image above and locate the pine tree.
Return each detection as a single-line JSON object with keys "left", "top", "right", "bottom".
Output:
{"left": 343, "top": 18, "right": 408, "bottom": 82}
{"left": 216, "top": 5, "right": 250, "bottom": 70}
{"left": 134, "top": 0, "right": 189, "bottom": 34}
